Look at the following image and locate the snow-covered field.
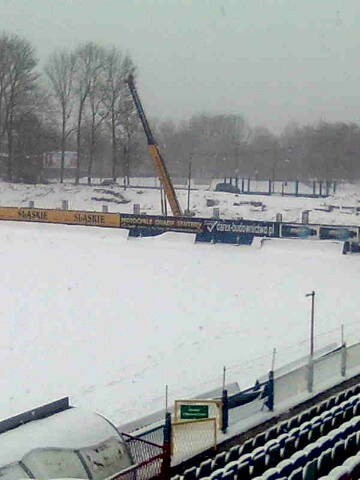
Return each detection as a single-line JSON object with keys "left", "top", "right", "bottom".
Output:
{"left": 0, "top": 178, "right": 359, "bottom": 225}
{"left": 0, "top": 179, "right": 360, "bottom": 427}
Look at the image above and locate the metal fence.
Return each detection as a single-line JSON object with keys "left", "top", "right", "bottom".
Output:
{"left": 274, "top": 340, "right": 360, "bottom": 406}
{"left": 109, "top": 433, "right": 166, "bottom": 480}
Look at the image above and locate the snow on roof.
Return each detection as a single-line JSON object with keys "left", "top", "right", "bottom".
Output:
{"left": 0, "top": 408, "right": 121, "bottom": 467}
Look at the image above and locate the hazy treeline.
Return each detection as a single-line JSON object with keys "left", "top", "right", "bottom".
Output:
{"left": 0, "top": 31, "right": 359, "bottom": 184}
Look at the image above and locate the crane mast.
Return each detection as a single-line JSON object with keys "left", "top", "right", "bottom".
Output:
{"left": 126, "top": 74, "right": 182, "bottom": 217}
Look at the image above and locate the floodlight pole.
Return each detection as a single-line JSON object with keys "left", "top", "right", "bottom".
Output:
{"left": 306, "top": 290, "right": 315, "bottom": 391}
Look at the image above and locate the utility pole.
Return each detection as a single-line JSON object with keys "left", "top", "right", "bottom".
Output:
{"left": 305, "top": 290, "right": 315, "bottom": 391}
{"left": 186, "top": 157, "right": 192, "bottom": 215}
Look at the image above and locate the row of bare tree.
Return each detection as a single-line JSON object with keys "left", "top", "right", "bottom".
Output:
{"left": 156, "top": 116, "right": 360, "bottom": 181}
{"left": 0, "top": 31, "right": 359, "bottom": 184}
{"left": 45, "top": 43, "right": 137, "bottom": 184}
{"left": 0, "top": 32, "right": 140, "bottom": 184}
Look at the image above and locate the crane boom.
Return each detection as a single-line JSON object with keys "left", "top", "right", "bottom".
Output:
{"left": 126, "top": 75, "right": 182, "bottom": 217}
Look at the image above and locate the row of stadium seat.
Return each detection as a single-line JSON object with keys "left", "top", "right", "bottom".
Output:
{"left": 184, "top": 421, "right": 360, "bottom": 480}
{"left": 174, "top": 385, "right": 360, "bottom": 480}
{"left": 251, "top": 420, "right": 360, "bottom": 479}
{"left": 318, "top": 453, "right": 360, "bottom": 479}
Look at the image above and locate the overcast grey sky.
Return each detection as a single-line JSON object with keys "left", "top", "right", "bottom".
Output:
{"left": 1, "top": 0, "right": 359, "bottom": 132}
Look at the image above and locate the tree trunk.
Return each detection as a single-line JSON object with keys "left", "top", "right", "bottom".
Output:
{"left": 7, "top": 115, "right": 13, "bottom": 181}
{"left": 87, "top": 124, "right": 96, "bottom": 185}
{"left": 60, "top": 110, "right": 66, "bottom": 183}
{"left": 75, "top": 103, "right": 84, "bottom": 185}
{"left": 111, "top": 112, "right": 116, "bottom": 182}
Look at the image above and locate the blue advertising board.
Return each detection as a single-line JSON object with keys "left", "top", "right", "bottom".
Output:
{"left": 319, "top": 226, "right": 359, "bottom": 241}
{"left": 196, "top": 219, "right": 279, "bottom": 245}
{"left": 280, "top": 224, "right": 318, "bottom": 239}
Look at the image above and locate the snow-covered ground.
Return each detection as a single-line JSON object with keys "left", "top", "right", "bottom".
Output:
{"left": 0, "top": 178, "right": 359, "bottom": 225}
{"left": 1, "top": 203, "right": 360, "bottom": 427}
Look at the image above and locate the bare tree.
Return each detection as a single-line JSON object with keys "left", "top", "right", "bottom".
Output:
{"left": 0, "top": 33, "right": 38, "bottom": 180}
{"left": 73, "top": 42, "right": 104, "bottom": 184}
{"left": 102, "top": 49, "right": 135, "bottom": 181}
{"left": 45, "top": 50, "right": 76, "bottom": 182}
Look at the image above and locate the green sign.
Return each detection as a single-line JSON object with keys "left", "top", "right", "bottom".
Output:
{"left": 180, "top": 404, "right": 209, "bottom": 420}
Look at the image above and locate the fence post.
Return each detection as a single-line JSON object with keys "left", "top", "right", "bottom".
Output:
{"left": 221, "top": 389, "right": 228, "bottom": 434}
{"left": 341, "top": 343, "right": 347, "bottom": 377}
{"left": 266, "top": 370, "right": 274, "bottom": 411}
{"left": 161, "top": 412, "right": 172, "bottom": 480}
{"left": 307, "top": 359, "right": 314, "bottom": 392}
{"left": 295, "top": 180, "right": 299, "bottom": 196}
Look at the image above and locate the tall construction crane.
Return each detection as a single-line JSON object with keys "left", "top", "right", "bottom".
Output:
{"left": 125, "top": 74, "right": 183, "bottom": 217}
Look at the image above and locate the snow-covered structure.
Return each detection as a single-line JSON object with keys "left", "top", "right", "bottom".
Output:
{"left": 0, "top": 400, "right": 133, "bottom": 480}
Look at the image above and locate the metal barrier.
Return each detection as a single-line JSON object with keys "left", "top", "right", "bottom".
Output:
{"left": 274, "top": 340, "right": 360, "bottom": 406}
{"left": 171, "top": 418, "right": 217, "bottom": 466}
{"left": 109, "top": 432, "right": 167, "bottom": 480}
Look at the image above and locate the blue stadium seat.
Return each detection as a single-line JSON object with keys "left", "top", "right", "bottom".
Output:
{"left": 260, "top": 467, "right": 282, "bottom": 480}
{"left": 291, "top": 450, "right": 308, "bottom": 470}
{"left": 336, "top": 391, "right": 346, "bottom": 404}
{"left": 209, "top": 467, "right": 224, "bottom": 480}
{"left": 265, "top": 426, "right": 278, "bottom": 442}
{"left": 236, "top": 461, "right": 250, "bottom": 480}
{"left": 321, "top": 417, "right": 333, "bottom": 436}
{"left": 309, "top": 420, "right": 322, "bottom": 442}
{"left": 288, "top": 467, "right": 302, "bottom": 480}
{"left": 198, "top": 459, "right": 213, "bottom": 478}
{"left": 298, "top": 410, "right": 310, "bottom": 424}
{"left": 343, "top": 404, "right": 353, "bottom": 422}
{"left": 332, "top": 439, "right": 346, "bottom": 466}
{"left": 302, "top": 458, "right": 318, "bottom": 480}
{"left": 302, "top": 443, "right": 321, "bottom": 463}
{"left": 276, "top": 433, "right": 289, "bottom": 448}
{"left": 220, "top": 471, "right": 234, "bottom": 480}
{"left": 282, "top": 436, "right": 296, "bottom": 458}
{"left": 276, "top": 458, "right": 294, "bottom": 478}
{"left": 276, "top": 421, "right": 288, "bottom": 435}
{"left": 266, "top": 443, "right": 281, "bottom": 468}
{"left": 253, "top": 432, "right": 266, "bottom": 449}
{"left": 317, "top": 448, "right": 333, "bottom": 477}
{"left": 326, "top": 465, "right": 351, "bottom": 480}
{"left": 287, "top": 416, "right": 299, "bottom": 431}
{"left": 226, "top": 445, "right": 240, "bottom": 463}
{"left": 184, "top": 466, "right": 197, "bottom": 480}
{"left": 296, "top": 428, "right": 310, "bottom": 450}
{"left": 213, "top": 452, "right": 227, "bottom": 470}
{"left": 343, "top": 454, "right": 360, "bottom": 479}
{"left": 327, "top": 396, "right": 336, "bottom": 410}
{"left": 353, "top": 401, "right": 360, "bottom": 416}
{"left": 344, "top": 432, "right": 358, "bottom": 458}
{"left": 223, "top": 460, "right": 238, "bottom": 477}
{"left": 317, "top": 400, "right": 328, "bottom": 416}
{"left": 332, "top": 410, "right": 345, "bottom": 429}
{"left": 240, "top": 438, "right": 253, "bottom": 455}
{"left": 251, "top": 449, "right": 267, "bottom": 477}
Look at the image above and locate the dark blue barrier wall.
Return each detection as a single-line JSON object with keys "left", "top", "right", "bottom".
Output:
{"left": 118, "top": 213, "right": 360, "bottom": 250}
{"left": 196, "top": 219, "right": 279, "bottom": 245}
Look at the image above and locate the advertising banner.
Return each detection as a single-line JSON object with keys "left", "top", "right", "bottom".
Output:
{"left": 0, "top": 207, "right": 120, "bottom": 228}
{"left": 319, "top": 225, "right": 359, "bottom": 241}
{"left": 280, "top": 223, "right": 318, "bottom": 239}
{"left": 196, "top": 219, "right": 279, "bottom": 244}
{"left": 120, "top": 214, "right": 204, "bottom": 233}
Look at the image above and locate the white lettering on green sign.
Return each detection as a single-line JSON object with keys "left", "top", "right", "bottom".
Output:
{"left": 180, "top": 404, "right": 209, "bottom": 420}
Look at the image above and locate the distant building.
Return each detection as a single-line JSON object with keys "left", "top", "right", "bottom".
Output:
{"left": 43, "top": 151, "right": 77, "bottom": 169}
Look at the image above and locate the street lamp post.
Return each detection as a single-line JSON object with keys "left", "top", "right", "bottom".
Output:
{"left": 186, "top": 157, "right": 192, "bottom": 215}
{"left": 306, "top": 291, "right": 315, "bottom": 391}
